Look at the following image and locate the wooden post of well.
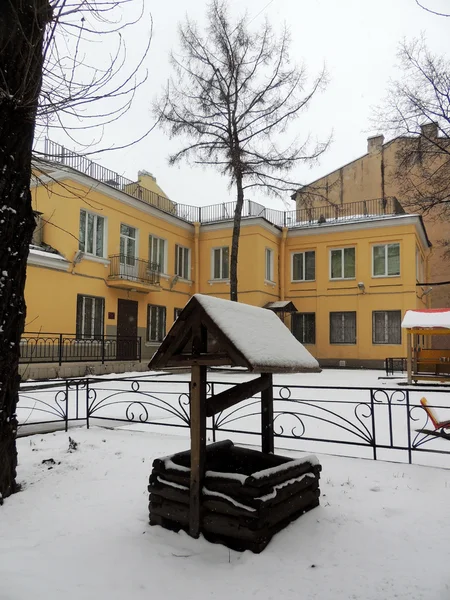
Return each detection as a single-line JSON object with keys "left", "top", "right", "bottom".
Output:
{"left": 261, "top": 373, "right": 274, "bottom": 454}
{"left": 189, "top": 318, "right": 207, "bottom": 539}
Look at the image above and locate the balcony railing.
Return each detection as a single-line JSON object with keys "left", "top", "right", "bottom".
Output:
{"left": 39, "top": 139, "right": 406, "bottom": 230}
{"left": 109, "top": 255, "right": 160, "bottom": 286}
{"left": 20, "top": 333, "right": 141, "bottom": 365}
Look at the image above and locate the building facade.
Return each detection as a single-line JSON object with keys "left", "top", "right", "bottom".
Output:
{"left": 294, "top": 125, "right": 450, "bottom": 311}
{"left": 25, "top": 142, "right": 431, "bottom": 374}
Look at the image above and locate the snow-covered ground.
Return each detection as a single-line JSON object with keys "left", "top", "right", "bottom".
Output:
{"left": 1, "top": 427, "right": 450, "bottom": 600}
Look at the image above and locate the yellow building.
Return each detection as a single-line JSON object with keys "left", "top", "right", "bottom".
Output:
{"left": 24, "top": 142, "right": 431, "bottom": 376}
{"left": 294, "top": 125, "right": 450, "bottom": 310}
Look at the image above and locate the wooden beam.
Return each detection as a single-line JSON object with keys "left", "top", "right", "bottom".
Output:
{"left": 189, "top": 362, "right": 207, "bottom": 539}
{"left": 261, "top": 374, "right": 274, "bottom": 454}
{"left": 205, "top": 375, "right": 271, "bottom": 417}
{"left": 165, "top": 353, "right": 231, "bottom": 367}
{"left": 406, "top": 328, "right": 450, "bottom": 336}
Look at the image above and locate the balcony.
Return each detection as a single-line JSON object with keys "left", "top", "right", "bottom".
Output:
{"left": 108, "top": 255, "right": 161, "bottom": 292}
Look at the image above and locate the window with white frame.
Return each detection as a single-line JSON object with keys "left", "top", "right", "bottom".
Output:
{"left": 265, "top": 248, "right": 274, "bottom": 282}
{"left": 175, "top": 245, "right": 190, "bottom": 280}
{"left": 212, "top": 246, "right": 229, "bottom": 280}
{"left": 149, "top": 235, "right": 166, "bottom": 273}
{"left": 330, "top": 248, "right": 355, "bottom": 280}
{"left": 372, "top": 311, "right": 401, "bottom": 344}
{"left": 120, "top": 224, "right": 137, "bottom": 266}
{"left": 147, "top": 304, "right": 166, "bottom": 342}
{"left": 292, "top": 251, "right": 315, "bottom": 281}
{"left": 292, "top": 313, "right": 316, "bottom": 344}
{"left": 330, "top": 311, "right": 356, "bottom": 344}
{"left": 76, "top": 294, "right": 104, "bottom": 339}
{"left": 79, "top": 210, "right": 105, "bottom": 257}
{"left": 372, "top": 243, "right": 400, "bottom": 277}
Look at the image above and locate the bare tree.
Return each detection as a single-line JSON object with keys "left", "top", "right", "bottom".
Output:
{"left": 0, "top": 0, "right": 150, "bottom": 504}
{"left": 155, "top": 0, "right": 328, "bottom": 301}
{"left": 380, "top": 39, "right": 450, "bottom": 215}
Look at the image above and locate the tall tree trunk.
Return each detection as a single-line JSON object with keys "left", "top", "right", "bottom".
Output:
{"left": 0, "top": 0, "right": 51, "bottom": 504}
{"left": 230, "top": 174, "right": 245, "bottom": 302}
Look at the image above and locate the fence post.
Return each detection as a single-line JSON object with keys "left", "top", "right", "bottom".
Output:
{"left": 138, "top": 336, "right": 141, "bottom": 362}
{"left": 370, "top": 389, "right": 377, "bottom": 460}
{"left": 406, "top": 390, "right": 412, "bottom": 464}
{"left": 65, "top": 380, "right": 69, "bottom": 432}
{"left": 58, "top": 333, "right": 63, "bottom": 366}
{"left": 86, "top": 379, "right": 90, "bottom": 429}
{"left": 101, "top": 334, "right": 105, "bottom": 365}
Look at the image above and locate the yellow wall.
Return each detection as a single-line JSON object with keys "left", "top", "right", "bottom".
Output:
{"left": 27, "top": 171, "right": 431, "bottom": 367}
{"left": 285, "top": 221, "right": 425, "bottom": 363}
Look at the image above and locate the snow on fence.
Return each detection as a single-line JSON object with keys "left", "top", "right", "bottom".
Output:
{"left": 16, "top": 376, "right": 450, "bottom": 468}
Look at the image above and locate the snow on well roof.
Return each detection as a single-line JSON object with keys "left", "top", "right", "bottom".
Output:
{"left": 401, "top": 309, "right": 450, "bottom": 330}
{"left": 193, "top": 294, "right": 320, "bottom": 373}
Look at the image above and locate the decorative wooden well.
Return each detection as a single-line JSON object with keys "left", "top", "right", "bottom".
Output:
{"left": 147, "top": 294, "right": 322, "bottom": 552}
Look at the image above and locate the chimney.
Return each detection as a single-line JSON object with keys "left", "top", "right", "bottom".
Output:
{"left": 367, "top": 135, "right": 384, "bottom": 154}
{"left": 420, "top": 122, "right": 438, "bottom": 139}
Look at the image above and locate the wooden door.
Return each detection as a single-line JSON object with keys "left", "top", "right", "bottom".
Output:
{"left": 117, "top": 299, "right": 138, "bottom": 360}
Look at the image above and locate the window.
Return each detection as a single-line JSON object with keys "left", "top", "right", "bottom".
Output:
{"left": 175, "top": 245, "right": 190, "bottom": 280}
{"left": 79, "top": 210, "right": 105, "bottom": 257}
{"left": 265, "top": 248, "right": 274, "bottom": 282}
{"left": 292, "top": 313, "right": 316, "bottom": 344}
{"left": 212, "top": 247, "right": 229, "bottom": 280}
{"left": 330, "top": 312, "right": 356, "bottom": 344}
{"left": 149, "top": 236, "right": 166, "bottom": 273}
{"left": 373, "top": 311, "right": 402, "bottom": 344}
{"left": 372, "top": 243, "right": 400, "bottom": 277}
{"left": 147, "top": 305, "right": 166, "bottom": 342}
{"left": 292, "top": 251, "right": 315, "bottom": 281}
{"left": 120, "top": 224, "right": 136, "bottom": 266}
{"left": 330, "top": 248, "right": 355, "bottom": 280}
{"left": 76, "top": 295, "right": 104, "bottom": 339}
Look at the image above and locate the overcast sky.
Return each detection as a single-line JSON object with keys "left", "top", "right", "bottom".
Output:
{"left": 38, "top": 0, "right": 449, "bottom": 211}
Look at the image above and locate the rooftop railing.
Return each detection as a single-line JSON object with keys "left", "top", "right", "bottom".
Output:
{"left": 39, "top": 139, "right": 406, "bottom": 229}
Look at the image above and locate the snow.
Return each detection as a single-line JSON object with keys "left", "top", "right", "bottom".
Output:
{"left": 205, "top": 470, "right": 248, "bottom": 484}
{"left": 1, "top": 427, "right": 450, "bottom": 600}
{"left": 249, "top": 455, "right": 320, "bottom": 480}
{"left": 402, "top": 308, "right": 450, "bottom": 329}
{"left": 255, "top": 473, "right": 316, "bottom": 502}
{"left": 193, "top": 294, "right": 320, "bottom": 372}
{"left": 203, "top": 487, "right": 256, "bottom": 512}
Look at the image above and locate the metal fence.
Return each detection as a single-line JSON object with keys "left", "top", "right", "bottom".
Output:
{"left": 19, "top": 334, "right": 141, "bottom": 365}
{"left": 109, "top": 255, "right": 160, "bottom": 286}
{"left": 40, "top": 139, "right": 405, "bottom": 230}
{"left": 16, "top": 376, "right": 450, "bottom": 467}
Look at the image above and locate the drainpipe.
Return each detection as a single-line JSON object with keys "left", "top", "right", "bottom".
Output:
{"left": 280, "top": 227, "right": 288, "bottom": 301}
{"left": 194, "top": 222, "right": 200, "bottom": 294}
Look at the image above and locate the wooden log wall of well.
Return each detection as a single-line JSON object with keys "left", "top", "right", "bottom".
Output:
{"left": 148, "top": 440, "right": 321, "bottom": 553}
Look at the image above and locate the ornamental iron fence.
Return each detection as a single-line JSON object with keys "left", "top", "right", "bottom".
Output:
{"left": 16, "top": 376, "right": 450, "bottom": 467}
{"left": 20, "top": 333, "right": 141, "bottom": 365}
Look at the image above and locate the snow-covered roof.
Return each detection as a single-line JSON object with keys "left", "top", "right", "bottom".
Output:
{"left": 264, "top": 301, "right": 297, "bottom": 312}
{"left": 189, "top": 295, "right": 319, "bottom": 373}
{"left": 401, "top": 309, "right": 450, "bottom": 330}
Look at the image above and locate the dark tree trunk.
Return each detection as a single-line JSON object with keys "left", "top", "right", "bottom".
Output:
{"left": 0, "top": 0, "right": 51, "bottom": 504}
{"left": 230, "top": 174, "right": 245, "bottom": 302}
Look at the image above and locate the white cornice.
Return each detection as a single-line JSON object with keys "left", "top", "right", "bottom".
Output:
{"left": 27, "top": 249, "right": 70, "bottom": 271}
{"left": 201, "top": 217, "right": 281, "bottom": 236}
{"left": 288, "top": 214, "right": 430, "bottom": 250}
